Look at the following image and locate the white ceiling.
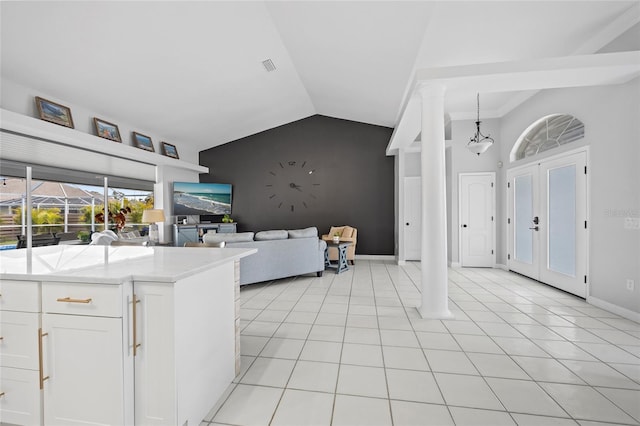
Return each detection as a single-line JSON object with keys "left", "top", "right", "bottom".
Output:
{"left": 1, "top": 1, "right": 638, "bottom": 153}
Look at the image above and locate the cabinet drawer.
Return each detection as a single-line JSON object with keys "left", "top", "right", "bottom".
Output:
{"left": 42, "top": 283, "right": 122, "bottom": 318}
{"left": 0, "top": 280, "right": 40, "bottom": 313}
{"left": 0, "top": 366, "right": 42, "bottom": 426}
{"left": 0, "top": 311, "right": 40, "bottom": 370}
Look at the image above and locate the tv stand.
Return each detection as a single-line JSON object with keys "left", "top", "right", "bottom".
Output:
{"left": 173, "top": 223, "right": 237, "bottom": 246}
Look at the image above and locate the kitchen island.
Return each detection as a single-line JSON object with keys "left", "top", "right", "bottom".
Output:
{"left": 0, "top": 244, "right": 256, "bottom": 426}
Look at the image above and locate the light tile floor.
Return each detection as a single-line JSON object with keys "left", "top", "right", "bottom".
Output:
{"left": 203, "top": 261, "right": 640, "bottom": 426}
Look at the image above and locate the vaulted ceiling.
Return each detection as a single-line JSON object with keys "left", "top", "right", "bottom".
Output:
{"left": 1, "top": 1, "right": 638, "bottom": 154}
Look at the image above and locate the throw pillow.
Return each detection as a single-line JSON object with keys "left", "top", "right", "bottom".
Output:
{"left": 255, "top": 230, "right": 288, "bottom": 241}
{"left": 341, "top": 226, "right": 354, "bottom": 238}
{"left": 288, "top": 227, "right": 318, "bottom": 239}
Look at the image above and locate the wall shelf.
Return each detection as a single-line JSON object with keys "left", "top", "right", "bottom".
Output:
{"left": 0, "top": 108, "right": 208, "bottom": 175}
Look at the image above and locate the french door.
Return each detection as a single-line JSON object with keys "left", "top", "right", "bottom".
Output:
{"left": 507, "top": 150, "right": 588, "bottom": 298}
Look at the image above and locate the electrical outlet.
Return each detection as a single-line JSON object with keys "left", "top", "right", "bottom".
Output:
{"left": 627, "top": 279, "right": 635, "bottom": 291}
{"left": 624, "top": 217, "right": 640, "bottom": 229}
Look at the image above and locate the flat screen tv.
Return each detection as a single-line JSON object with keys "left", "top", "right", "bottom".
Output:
{"left": 173, "top": 182, "right": 232, "bottom": 216}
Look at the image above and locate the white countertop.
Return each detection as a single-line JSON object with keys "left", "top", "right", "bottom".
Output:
{"left": 0, "top": 245, "right": 257, "bottom": 284}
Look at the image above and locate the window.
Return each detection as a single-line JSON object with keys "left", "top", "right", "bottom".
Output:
{"left": 511, "top": 114, "right": 585, "bottom": 161}
{"left": 0, "top": 176, "right": 153, "bottom": 249}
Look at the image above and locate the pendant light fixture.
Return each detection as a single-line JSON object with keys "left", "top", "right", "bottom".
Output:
{"left": 467, "top": 93, "right": 494, "bottom": 156}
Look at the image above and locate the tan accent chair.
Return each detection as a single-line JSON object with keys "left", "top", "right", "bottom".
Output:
{"left": 321, "top": 226, "right": 357, "bottom": 264}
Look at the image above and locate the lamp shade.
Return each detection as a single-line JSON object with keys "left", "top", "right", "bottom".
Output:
{"left": 142, "top": 209, "right": 165, "bottom": 223}
{"left": 467, "top": 140, "right": 493, "bottom": 156}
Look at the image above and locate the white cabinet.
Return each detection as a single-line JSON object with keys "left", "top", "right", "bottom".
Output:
{"left": 0, "top": 247, "right": 245, "bottom": 426}
{"left": 0, "top": 280, "right": 42, "bottom": 426}
{"left": 40, "top": 281, "right": 133, "bottom": 426}
{"left": 42, "top": 313, "right": 129, "bottom": 426}
{"left": 0, "top": 367, "right": 41, "bottom": 425}
{"left": 134, "top": 263, "right": 235, "bottom": 426}
{"left": 133, "top": 284, "right": 175, "bottom": 425}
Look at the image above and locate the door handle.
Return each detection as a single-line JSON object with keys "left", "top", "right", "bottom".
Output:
{"left": 462, "top": 224, "right": 468, "bottom": 228}
{"left": 533, "top": 216, "right": 539, "bottom": 225}
{"left": 528, "top": 226, "right": 539, "bottom": 231}
{"left": 406, "top": 223, "right": 410, "bottom": 226}
{"left": 38, "top": 328, "right": 49, "bottom": 389}
{"left": 132, "top": 295, "right": 141, "bottom": 356}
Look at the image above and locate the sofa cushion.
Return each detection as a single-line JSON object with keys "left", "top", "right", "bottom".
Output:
{"left": 341, "top": 226, "right": 354, "bottom": 238}
{"left": 288, "top": 227, "right": 318, "bottom": 239}
{"left": 255, "top": 230, "right": 288, "bottom": 241}
{"left": 203, "top": 232, "right": 254, "bottom": 243}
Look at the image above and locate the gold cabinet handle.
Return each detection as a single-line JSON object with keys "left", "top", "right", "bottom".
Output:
{"left": 56, "top": 297, "right": 92, "bottom": 304}
{"left": 38, "top": 328, "right": 49, "bottom": 389}
{"left": 0, "top": 392, "right": 5, "bottom": 397}
{"left": 132, "top": 295, "right": 141, "bottom": 356}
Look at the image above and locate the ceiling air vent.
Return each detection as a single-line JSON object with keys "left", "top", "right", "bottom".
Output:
{"left": 262, "top": 59, "right": 276, "bottom": 72}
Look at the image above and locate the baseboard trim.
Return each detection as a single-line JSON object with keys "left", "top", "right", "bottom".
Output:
{"left": 586, "top": 296, "right": 640, "bottom": 323}
{"left": 397, "top": 260, "right": 407, "bottom": 266}
{"left": 355, "top": 255, "right": 396, "bottom": 261}
{"left": 495, "top": 264, "right": 509, "bottom": 271}
{"left": 449, "top": 262, "right": 461, "bottom": 268}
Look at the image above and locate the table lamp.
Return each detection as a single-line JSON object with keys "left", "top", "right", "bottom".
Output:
{"left": 142, "top": 209, "right": 165, "bottom": 244}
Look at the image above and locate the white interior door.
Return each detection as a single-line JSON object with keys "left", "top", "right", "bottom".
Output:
{"left": 508, "top": 150, "right": 587, "bottom": 298}
{"left": 404, "top": 177, "right": 421, "bottom": 260}
{"left": 459, "top": 173, "right": 495, "bottom": 267}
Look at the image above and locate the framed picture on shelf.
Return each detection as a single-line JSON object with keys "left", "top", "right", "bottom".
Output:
{"left": 93, "top": 117, "right": 122, "bottom": 142}
{"left": 35, "top": 96, "right": 74, "bottom": 128}
{"left": 161, "top": 142, "right": 179, "bottom": 159}
{"left": 132, "top": 132, "right": 155, "bottom": 152}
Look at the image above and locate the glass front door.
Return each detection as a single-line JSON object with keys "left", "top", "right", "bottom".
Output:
{"left": 508, "top": 150, "right": 587, "bottom": 298}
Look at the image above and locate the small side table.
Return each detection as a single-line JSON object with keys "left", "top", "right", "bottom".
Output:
{"left": 324, "top": 241, "right": 352, "bottom": 274}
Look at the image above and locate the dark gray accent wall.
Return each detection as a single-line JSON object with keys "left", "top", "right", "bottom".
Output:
{"left": 199, "top": 115, "right": 394, "bottom": 255}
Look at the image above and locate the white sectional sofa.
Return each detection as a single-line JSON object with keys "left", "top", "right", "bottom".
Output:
{"left": 203, "top": 227, "right": 327, "bottom": 285}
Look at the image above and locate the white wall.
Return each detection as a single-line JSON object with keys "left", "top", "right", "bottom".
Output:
{"left": 1, "top": 77, "right": 204, "bottom": 244}
{"left": 397, "top": 78, "right": 639, "bottom": 315}
{"left": 448, "top": 118, "right": 501, "bottom": 265}
{"left": 499, "top": 77, "right": 640, "bottom": 314}
{"left": 1, "top": 78, "right": 201, "bottom": 164}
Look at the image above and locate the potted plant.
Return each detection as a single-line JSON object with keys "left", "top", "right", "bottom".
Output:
{"left": 222, "top": 214, "right": 234, "bottom": 223}
{"left": 95, "top": 206, "right": 131, "bottom": 232}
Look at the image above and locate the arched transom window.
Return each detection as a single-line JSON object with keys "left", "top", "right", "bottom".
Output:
{"left": 511, "top": 114, "right": 585, "bottom": 161}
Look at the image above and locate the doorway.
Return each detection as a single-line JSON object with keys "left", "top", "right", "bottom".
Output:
{"left": 507, "top": 149, "right": 588, "bottom": 298}
{"left": 459, "top": 173, "right": 495, "bottom": 267}
{"left": 403, "top": 176, "right": 421, "bottom": 260}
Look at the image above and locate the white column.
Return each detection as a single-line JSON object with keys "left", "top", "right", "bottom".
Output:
{"left": 418, "top": 83, "right": 452, "bottom": 319}
{"left": 104, "top": 177, "right": 109, "bottom": 231}
{"left": 154, "top": 165, "right": 166, "bottom": 244}
{"left": 64, "top": 198, "right": 69, "bottom": 232}
{"left": 91, "top": 197, "right": 96, "bottom": 232}
{"left": 26, "top": 167, "right": 32, "bottom": 249}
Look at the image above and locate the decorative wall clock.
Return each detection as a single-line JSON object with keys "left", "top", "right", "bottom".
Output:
{"left": 265, "top": 160, "right": 320, "bottom": 212}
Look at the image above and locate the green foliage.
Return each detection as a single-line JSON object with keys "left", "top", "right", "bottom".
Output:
{"left": 79, "top": 196, "right": 154, "bottom": 225}
{"left": 13, "top": 207, "right": 64, "bottom": 233}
